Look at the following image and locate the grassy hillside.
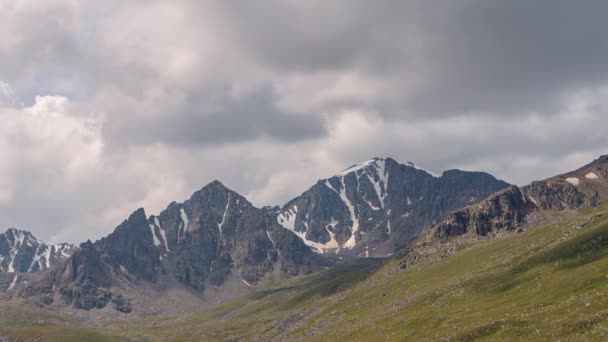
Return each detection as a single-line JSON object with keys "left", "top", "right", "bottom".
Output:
{"left": 3, "top": 204, "right": 608, "bottom": 341}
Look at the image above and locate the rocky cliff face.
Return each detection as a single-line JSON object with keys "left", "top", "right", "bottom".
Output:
{"left": 19, "top": 181, "right": 327, "bottom": 312}
{"left": 395, "top": 156, "right": 608, "bottom": 271}
{"left": 434, "top": 156, "right": 607, "bottom": 240}
{"left": 276, "top": 158, "right": 510, "bottom": 258}
{"left": 9, "top": 157, "right": 515, "bottom": 312}
{"left": 0, "top": 228, "right": 76, "bottom": 273}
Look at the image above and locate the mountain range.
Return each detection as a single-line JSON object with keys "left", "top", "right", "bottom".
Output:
{"left": 0, "top": 229, "right": 75, "bottom": 273}
{"left": 1, "top": 155, "right": 606, "bottom": 322}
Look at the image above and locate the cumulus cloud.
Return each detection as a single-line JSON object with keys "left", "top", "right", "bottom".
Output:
{"left": 0, "top": 0, "right": 607, "bottom": 243}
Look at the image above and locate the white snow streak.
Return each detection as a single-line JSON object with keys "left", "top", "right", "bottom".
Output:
{"left": 218, "top": 194, "right": 231, "bottom": 237}
{"left": 363, "top": 193, "right": 381, "bottom": 210}
{"left": 337, "top": 177, "right": 359, "bottom": 249}
{"left": 27, "top": 246, "right": 41, "bottom": 272}
{"left": 6, "top": 229, "right": 26, "bottom": 273}
{"left": 266, "top": 231, "right": 275, "bottom": 248}
{"left": 359, "top": 159, "right": 389, "bottom": 210}
{"left": 42, "top": 246, "right": 51, "bottom": 269}
{"left": 180, "top": 207, "right": 190, "bottom": 231}
{"left": 119, "top": 264, "right": 129, "bottom": 274}
{"left": 7, "top": 275, "right": 18, "bottom": 291}
{"left": 153, "top": 217, "right": 170, "bottom": 252}
{"left": 149, "top": 224, "right": 161, "bottom": 246}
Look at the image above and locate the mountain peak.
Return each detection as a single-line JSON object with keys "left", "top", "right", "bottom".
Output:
{"left": 594, "top": 154, "right": 608, "bottom": 164}
{"left": 0, "top": 228, "right": 76, "bottom": 273}
{"left": 129, "top": 208, "right": 147, "bottom": 220}
{"left": 2, "top": 228, "right": 37, "bottom": 244}
{"left": 193, "top": 179, "right": 235, "bottom": 195}
{"left": 333, "top": 157, "right": 441, "bottom": 179}
{"left": 4, "top": 227, "right": 33, "bottom": 236}
{"left": 403, "top": 161, "right": 441, "bottom": 178}
{"left": 335, "top": 158, "right": 380, "bottom": 177}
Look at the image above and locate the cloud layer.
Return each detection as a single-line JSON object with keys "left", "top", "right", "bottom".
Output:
{"left": 1, "top": 0, "right": 608, "bottom": 243}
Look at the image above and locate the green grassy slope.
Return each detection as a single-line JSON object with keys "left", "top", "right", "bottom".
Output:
{"left": 3, "top": 204, "right": 608, "bottom": 341}
{"left": 145, "top": 203, "right": 608, "bottom": 341}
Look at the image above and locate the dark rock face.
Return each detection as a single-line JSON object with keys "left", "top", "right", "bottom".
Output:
{"left": 276, "top": 158, "right": 510, "bottom": 257}
{"left": 56, "top": 241, "right": 114, "bottom": 310}
{"left": 34, "top": 181, "right": 327, "bottom": 312}
{"left": 97, "top": 209, "right": 161, "bottom": 283}
{"left": 0, "top": 228, "right": 76, "bottom": 273}
{"left": 434, "top": 156, "right": 608, "bottom": 240}
{"left": 435, "top": 186, "right": 531, "bottom": 239}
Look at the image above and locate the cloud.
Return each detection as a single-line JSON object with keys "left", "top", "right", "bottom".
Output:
{"left": 0, "top": 1, "right": 607, "bottom": 243}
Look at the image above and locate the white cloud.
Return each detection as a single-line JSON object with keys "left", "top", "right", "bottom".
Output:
{"left": 0, "top": 1, "right": 608, "bottom": 245}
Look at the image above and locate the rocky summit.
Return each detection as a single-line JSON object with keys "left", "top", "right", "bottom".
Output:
{"left": 396, "top": 155, "right": 608, "bottom": 271}
{"left": 15, "top": 180, "right": 328, "bottom": 313}
{"left": 434, "top": 155, "right": 608, "bottom": 240}
{"left": 0, "top": 228, "right": 76, "bottom": 273}
{"left": 2, "top": 157, "right": 515, "bottom": 313}
{"left": 275, "top": 157, "right": 510, "bottom": 258}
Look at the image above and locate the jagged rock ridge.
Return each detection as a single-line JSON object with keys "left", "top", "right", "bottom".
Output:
{"left": 276, "top": 157, "right": 510, "bottom": 258}
{"left": 434, "top": 156, "right": 608, "bottom": 239}
{"left": 0, "top": 228, "right": 76, "bottom": 273}
{"left": 19, "top": 181, "right": 327, "bottom": 312}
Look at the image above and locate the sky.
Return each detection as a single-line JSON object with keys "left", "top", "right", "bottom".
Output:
{"left": 1, "top": 0, "right": 608, "bottom": 244}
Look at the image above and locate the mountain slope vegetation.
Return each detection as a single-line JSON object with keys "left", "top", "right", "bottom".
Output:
{"left": 2, "top": 202, "right": 608, "bottom": 341}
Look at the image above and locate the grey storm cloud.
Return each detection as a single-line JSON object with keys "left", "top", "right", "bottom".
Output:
{"left": 210, "top": 0, "right": 608, "bottom": 115}
{"left": 0, "top": 0, "right": 608, "bottom": 244}
{"left": 103, "top": 87, "right": 326, "bottom": 147}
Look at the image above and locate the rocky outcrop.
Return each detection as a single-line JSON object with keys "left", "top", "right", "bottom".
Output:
{"left": 97, "top": 209, "right": 162, "bottom": 283}
{"left": 23, "top": 181, "right": 328, "bottom": 312}
{"left": 0, "top": 228, "right": 76, "bottom": 273}
{"left": 397, "top": 155, "right": 608, "bottom": 271}
{"left": 275, "top": 157, "right": 510, "bottom": 258}
{"left": 434, "top": 156, "right": 607, "bottom": 240}
{"left": 435, "top": 186, "right": 530, "bottom": 238}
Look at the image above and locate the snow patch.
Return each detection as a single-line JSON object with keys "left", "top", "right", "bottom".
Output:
{"left": 218, "top": 194, "right": 231, "bottom": 237}
{"left": 586, "top": 172, "right": 599, "bottom": 179}
{"left": 6, "top": 229, "right": 27, "bottom": 273}
{"left": 119, "top": 265, "right": 128, "bottom": 274}
{"left": 336, "top": 177, "right": 360, "bottom": 249}
{"left": 529, "top": 196, "right": 538, "bottom": 206}
{"left": 242, "top": 279, "right": 253, "bottom": 287}
{"left": 149, "top": 224, "right": 161, "bottom": 246}
{"left": 56, "top": 244, "right": 72, "bottom": 258}
{"left": 363, "top": 193, "right": 381, "bottom": 211}
{"left": 7, "top": 275, "right": 18, "bottom": 291}
{"left": 277, "top": 205, "right": 339, "bottom": 254}
{"left": 180, "top": 207, "right": 190, "bottom": 231}
{"left": 566, "top": 177, "right": 580, "bottom": 186}
{"left": 153, "top": 217, "right": 170, "bottom": 252}
{"left": 277, "top": 205, "right": 297, "bottom": 230}
{"left": 27, "top": 246, "right": 41, "bottom": 272}
{"left": 335, "top": 159, "right": 377, "bottom": 176}
{"left": 266, "top": 231, "right": 275, "bottom": 248}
